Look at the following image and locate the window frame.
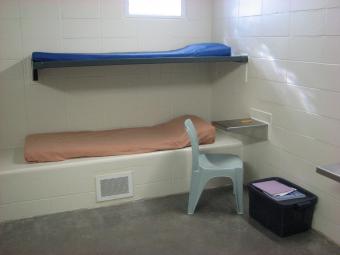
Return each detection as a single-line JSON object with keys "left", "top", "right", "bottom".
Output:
{"left": 125, "top": 0, "right": 186, "bottom": 19}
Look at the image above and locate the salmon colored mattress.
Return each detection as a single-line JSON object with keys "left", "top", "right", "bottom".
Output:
{"left": 25, "top": 115, "right": 216, "bottom": 163}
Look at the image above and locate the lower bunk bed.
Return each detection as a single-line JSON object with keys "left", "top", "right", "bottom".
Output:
{"left": 0, "top": 119, "right": 243, "bottom": 223}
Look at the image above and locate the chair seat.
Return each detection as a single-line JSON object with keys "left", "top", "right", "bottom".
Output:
{"left": 199, "top": 153, "right": 242, "bottom": 170}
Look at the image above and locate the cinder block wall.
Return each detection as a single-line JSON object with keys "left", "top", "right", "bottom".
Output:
{"left": 1, "top": 0, "right": 339, "bottom": 245}
{"left": 212, "top": 0, "right": 340, "bottom": 245}
{"left": 0, "top": 0, "right": 213, "bottom": 149}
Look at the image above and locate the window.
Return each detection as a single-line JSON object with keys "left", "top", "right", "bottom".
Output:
{"left": 128, "top": 0, "right": 182, "bottom": 17}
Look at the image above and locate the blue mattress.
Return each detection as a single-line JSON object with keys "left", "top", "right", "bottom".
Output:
{"left": 32, "top": 43, "right": 231, "bottom": 62}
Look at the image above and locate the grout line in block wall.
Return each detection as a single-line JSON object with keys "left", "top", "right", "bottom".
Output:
{"left": 250, "top": 73, "right": 340, "bottom": 95}
{"left": 99, "top": 0, "right": 104, "bottom": 53}
{"left": 235, "top": 35, "right": 340, "bottom": 38}
{"left": 290, "top": 6, "right": 340, "bottom": 13}
{"left": 285, "top": 83, "right": 340, "bottom": 95}
{"left": 271, "top": 122, "right": 340, "bottom": 151}
{"left": 250, "top": 56, "right": 340, "bottom": 67}
{"left": 17, "top": 0, "right": 30, "bottom": 146}
{"left": 0, "top": 191, "right": 97, "bottom": 207}
{"left": 256, "top": 97, "right": 340, "bottom": 127}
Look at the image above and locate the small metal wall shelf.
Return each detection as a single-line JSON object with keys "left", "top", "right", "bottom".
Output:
{"left": 316, "top": 164, "right": 340, "bottom": 183}
{"left": 213, "top": 118, "right": 268, "bottom": 141}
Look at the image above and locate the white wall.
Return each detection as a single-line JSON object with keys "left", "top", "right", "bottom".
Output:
{"left": 2, "top": 0, "right": 340, "bottom": 245}
{"left": 213, "top": 0, "right": 340, "bottom": 245}
{"left": 0, "top": 0, "right": 213, "bottom": 149}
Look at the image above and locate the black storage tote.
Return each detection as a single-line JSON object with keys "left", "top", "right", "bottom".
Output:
{"left": 247, "top": 177, "right": 318, "bottom": 237}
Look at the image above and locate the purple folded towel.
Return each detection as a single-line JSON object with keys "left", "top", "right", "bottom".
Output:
{"left": 252, "top": 180, "right": 296, "bottom": 196}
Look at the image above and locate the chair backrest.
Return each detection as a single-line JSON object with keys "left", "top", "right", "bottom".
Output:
{"left": 184, "top": 119, "right": 200, "bottom": 171}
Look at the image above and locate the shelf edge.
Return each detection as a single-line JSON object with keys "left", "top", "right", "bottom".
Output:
{"left": 31, "top": 55, "right": 248, "bottom": 81}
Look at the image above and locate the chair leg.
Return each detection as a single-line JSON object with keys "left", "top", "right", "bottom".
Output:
{"left": 187, "top": 175, "right": 207, "bottom": 215}
{"left": 234, "top": 168, "right": 244, "bottom": 214}
{"left": 232, "top": 176, "right": 236, "bottom": 195}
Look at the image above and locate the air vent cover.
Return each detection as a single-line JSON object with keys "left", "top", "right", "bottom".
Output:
{"left": 96, "top": 172, "right": 133, "bottom": 202}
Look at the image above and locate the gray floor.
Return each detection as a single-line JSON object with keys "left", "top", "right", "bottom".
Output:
{"left": 0, "top": 188, "right": 339, "bottom": 255}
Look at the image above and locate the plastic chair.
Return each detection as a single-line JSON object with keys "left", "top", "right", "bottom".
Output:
{"left": 184, "top": 119, "right": 244, "bottom": 215}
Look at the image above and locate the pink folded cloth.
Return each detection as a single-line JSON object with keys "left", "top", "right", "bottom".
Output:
{"left": 252, "top": 180, "right": 296, "bottom": 196}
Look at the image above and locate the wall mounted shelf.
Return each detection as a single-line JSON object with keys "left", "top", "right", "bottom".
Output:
{"left": 213, "top": 118, "right": 268, "bottom": 141}
{"left": 32, "top": 55, "right": 248, "bottom": 81}
{"left": 316, "top": 164, "right": 340, "bottom": 183}
{"left": 213, "top": 118, "right": 267, "bottom": 131}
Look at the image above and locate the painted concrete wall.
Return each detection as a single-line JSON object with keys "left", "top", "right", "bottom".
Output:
{"left": 0, "top": 0, "right": 213, "bottom": 149}
{"left": 213, "top": 0, "right": 340, "bottom": 245}
{"left": 0, "top": 0, "right": 239, "bottom": 223}
{"left": 1, "top": 0, "right": 340, "bottom": 245}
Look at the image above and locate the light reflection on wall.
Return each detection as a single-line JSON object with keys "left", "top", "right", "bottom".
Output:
{"left": 223, "top": 22, "right": 316, "bottom": 115}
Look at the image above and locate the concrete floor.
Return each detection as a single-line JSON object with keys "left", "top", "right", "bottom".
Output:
{"left": 0, "top": 188, "right": 339, "bottom": 255}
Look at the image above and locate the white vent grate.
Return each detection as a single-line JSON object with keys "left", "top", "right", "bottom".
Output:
{"left": 96, "top": 172, "right": 133, "bottom": 202}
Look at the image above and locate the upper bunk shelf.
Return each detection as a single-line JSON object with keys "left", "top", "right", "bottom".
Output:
{"left": 31, "top": 43, "right": 248, "bottom": 81}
